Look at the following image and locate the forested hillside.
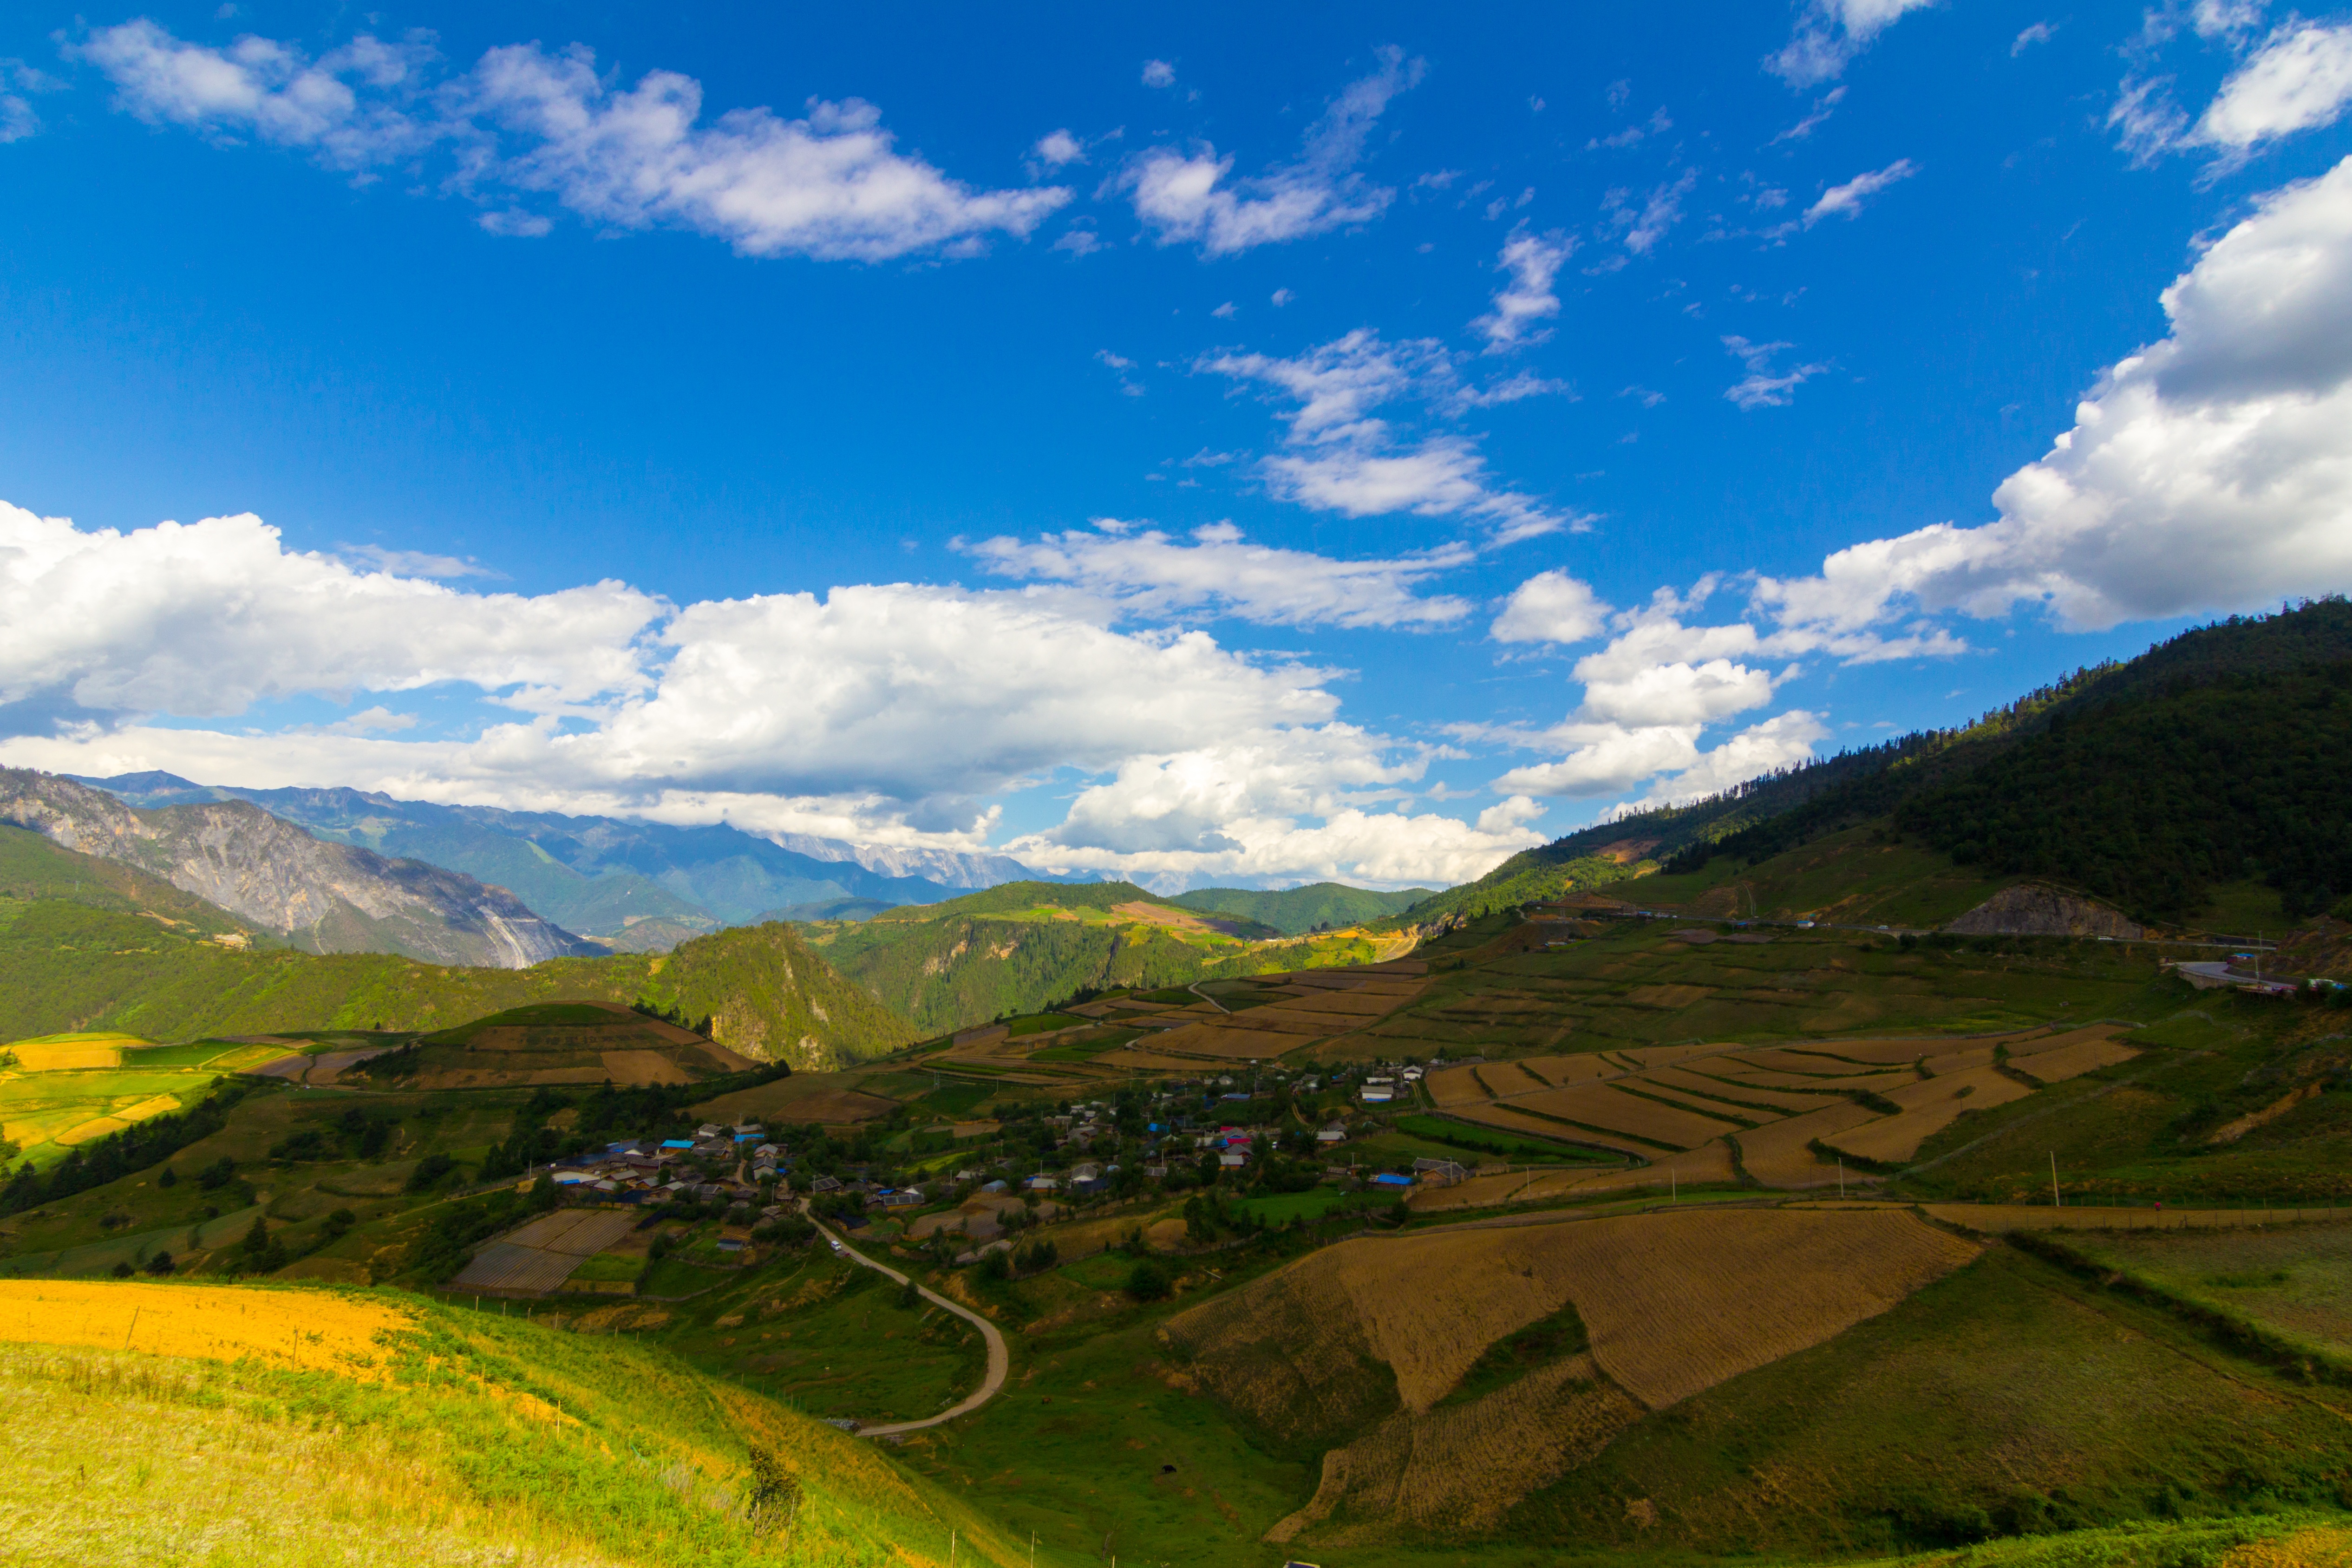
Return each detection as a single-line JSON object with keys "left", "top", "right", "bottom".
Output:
{"left": 1169, "top": 881, "right": 1435, "bottom": 933}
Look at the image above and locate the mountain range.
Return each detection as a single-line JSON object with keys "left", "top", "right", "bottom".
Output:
{"left": 65, "top": 771, "right": 1085, "bottom": 951}
{"left": 0, "top": 771, "right": 598, "bottom": 968}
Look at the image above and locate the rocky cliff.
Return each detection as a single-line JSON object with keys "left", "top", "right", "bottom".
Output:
{"left": 0, "top": 769, "right": 600, "bottom": 968}
{"left": 1943, "top": 882, "right": 2145, "bottom": 939}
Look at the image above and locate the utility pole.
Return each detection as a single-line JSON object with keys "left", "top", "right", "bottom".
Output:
{"left": 2051, "top": 1152, "right": 2061, "bottom": 1208}
{"left": 1837, "top": 1158, "right": 1844, "bottom": 1200}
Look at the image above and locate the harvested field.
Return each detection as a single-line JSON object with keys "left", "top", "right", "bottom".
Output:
{"left": 1176, "top": 1206, "right": 1976, "bottom": 1447}
{"left": 449, "top": 1208, "right": 643, "bottom": 1295}
{"left": 1820, "top": 1065, "right": 2034, "bottom": 1164}
{"left": 1918, "top": 1045, "right": 1999, "bottom": 1075}
{"left": 1708, "top": 1063, "right": 1918, "bottom": 1092}
{"left": 1609, "top": 1043, "right": 1735, "bottom": 1069}
{"left": 1646, "top": 1067, "right": 1834, "bottom": 1114}
{"left": 248, "top": 1052, "right": 317, "bottom": 1080}
{"left": 7, "top": 1036, "right": 140, "bottom": 1071}
{"left": 1545, "top": 1208, "right": 1980, "bottom": 1407}
{"left": 53, "top": 1095, "right": 179, "bottom": 1148}
{"left": 1729, "top": 1048, "right": 1914, "bottom": 1078}
{"left": 599, "top": 1050, "right": 689, "bottom": 1086}
{"left": 1734, "top": 1100, "right": 1882, "bottom": 1187}
{"left": 1513, "top": 1054, "right": 1617, "bottom": 1088}
{"left": 1424, "top": 1065, "right": 1490, "bottom": 1107}
{"left": 2008, "top": 1027, "right": 2139, "bottom": 1083}
{"left": 0, "top": 1281, "right": 415, "bottom": 1377}
{"left": 1447, "top": 1103, "right": 1653, "bottom": 1160}
{"left": 1272, "top": 1355, "right": 1643, "bottom": 1540}
{"left": 694, "top": 1076, "right": 899, "bottom": 1126}
{"left": 1476, "top": 1062, "right": 1552, "bottom": 1097}
{"left": 1613, "top": 1080, "right": 1771, "bottom": 1126}
{"left": 1512, "top": 1084, "right": 1746, "bottom": 1150}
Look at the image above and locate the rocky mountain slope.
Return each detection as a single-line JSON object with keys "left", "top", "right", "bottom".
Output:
{"left": 0, "top": 771, "right": 598, "bottom": 968}
{"left": 70, "top": 774, "right": 1023, "bottom": 945}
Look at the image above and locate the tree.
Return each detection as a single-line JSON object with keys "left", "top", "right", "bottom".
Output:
{"left": 1124, "top": 1258, "right": 1173, "bottom": 1301}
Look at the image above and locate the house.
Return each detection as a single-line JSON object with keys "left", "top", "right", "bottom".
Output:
{"left": 1371, "top": 1173, "right": 1413, "bottom": 1188}
{"left": 809, "top": 1175, "right": 843, "bottom": 1194}
{"left": 1316, "top": 1124, "right": 1348, "bottom": 1143}
{"left": 1412, "top": 1158, "right": 1470, "bottom": 1187}
{"left": 1219, "top": 1151, "right": 1247, "bottom": 1167}
{"left": 981, "top": 1179, "right": 1010, "bottom": 1194}
{"left": 696, "top": 1124, "right": 723, "bottom": 1140}
{"left": 752, "top": 1143, "right": 780, "bottom": 1160}
{"left": 1023, "top": 1174, "right": 1060, "bottom": 1192}
{"left": 1068, "top": 1163, "right": 1106, "bottom": 1196}
{"left": 879, "top": 1188, "right": 924, "bottom": 1209}
{"left": 1359, "top": 1087, "right": 1393, "bottom": 1104}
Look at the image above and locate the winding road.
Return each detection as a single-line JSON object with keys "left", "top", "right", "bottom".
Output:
{"left": 807, "top": 1215, "right": 1009, "bottom": 1438}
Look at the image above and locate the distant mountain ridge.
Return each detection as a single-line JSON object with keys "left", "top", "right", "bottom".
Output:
{"left": 0, "top": 770, "right": 599, "bottom": 968}
{"left": 1170, "top": 882, "right": 1438, "bottom": 934}
{"left": 65, "top": 772, "right": 1086, "bottom": 948}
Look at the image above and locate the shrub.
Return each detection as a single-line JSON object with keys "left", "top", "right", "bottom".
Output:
{"left": 404, "top": 1153, "right": 457, "bottom": 1194}
{"left": 978, "top": 1248, "right": 1011, "bottom": 1281}
{"left": 196, "top": 1157, "right": 237, "bottom": 1192}
{"left": 1124, "top": 1258, "right": 1173, "bottom": 1301}
{"left": 143, "top": 1251, "right": 174, "bottom": 1276}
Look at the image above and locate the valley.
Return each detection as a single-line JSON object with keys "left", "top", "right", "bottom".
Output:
{"left": 2, "top": 601, "right": 2351, "bottom": 1567}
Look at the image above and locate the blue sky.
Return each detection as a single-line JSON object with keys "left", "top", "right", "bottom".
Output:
{"left": 3, "top": 1, "right": 2351, "bottom": 890}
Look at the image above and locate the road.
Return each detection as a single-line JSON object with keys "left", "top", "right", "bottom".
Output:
{"left": 806, "top": 1214, "right": 1009, "bottom": 1438}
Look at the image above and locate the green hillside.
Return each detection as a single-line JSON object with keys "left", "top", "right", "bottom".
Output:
{"left": 0, "top": 894, "right": 914, "bottom": 1068}
{"left": 1170, "top": 881, "right": 1437, "bottom": 933}
{"left": 0, "top": 1282, "right": 1030, "bottom": 1568}
{"left": 0, "top": 823, "right": 270, "bottom": 942}
{"left": 802, "top": 880, "right": 1393, "bottom": 1035}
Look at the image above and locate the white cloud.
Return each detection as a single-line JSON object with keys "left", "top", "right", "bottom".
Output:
{"left": 2195, "top": 23, "right": 2352, "bottom": 156}
{"left": 1754, "top": 155, "right": 2352, "bottom": 633}
{"left": 1804, "top": 158, "right": 1917, "bottom": 225}
{"left": 1604, "top": 169, "right": 1698, "bottom": 255}
{"left": 337, "top": 544, "right": 500, "bottom": 579}
{"left": 2012, "top": 21, "right": 2057, "bottom": 54}
{"left": 1490, "top": 721, "right": 1704, "bottom": 798}
{"left": 1271, "top": 287, "right": 1295, "bottom": 307}
{"left": 1473, "top": 229, "right": 1573, "bottom": 348}
{"left": 1120, "top": 48, "right": 1423, "bottom": 255}
{"left": 1491, "top": 570, "right": 1611, "bottom": 645}
{"left": 1033, "top": 128, "right": 1085, "bottom": 166}
{"left": 1006, "top": 727, "right": 1543, "bottom": 888}
{"left": 0, "top": 503, "right": 660, "bottom": 722}
{"left": 1769, "top": 0, "right": 1940, "bottom": 87}
{"left": 0, "top": 58, "right": 57, "bottom": 142}
{"left": 1141, "top": 59, "right": 1176, "bottom": 89}
{"left": 1211, "top": 301, "right": 1238, "bottom": 318}
{"left": 1632, "top": 710, "right": 1830, "bottom": 804}
{"left": 1771, "top": 85, "right": 1848, "bottom": 143}
{"left": 963, "top": 520, "right": 1474, "bottom": 628}
{"left": 1205, "top": 328, "right": 1585, "bottom": 540}
{"left": 76, "top": 21, "right": 1068, "bottom": 261}
{"left": 3, "top": 501, "right": 1542, "bottom": 887}
{"left": 1722, "top": 335, "right": 1830, "bottom": 409}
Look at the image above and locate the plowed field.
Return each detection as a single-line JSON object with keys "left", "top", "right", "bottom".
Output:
{"left": 1514, "top": 1084, "right": 1745, "bottom": 1150}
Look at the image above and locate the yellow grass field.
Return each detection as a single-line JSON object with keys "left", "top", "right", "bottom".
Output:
{"left": 1476, "top": 1061, "right": 1552, "bottom": 1096}
{"left": 0, "top": 1281, "right": 416, "bottom": 1378}
{"left": 1709, "top": 1063, "right": 1918, "bottom": 1091}
{"left": 1732, "top": 1100, "right": 1882, "bottom": 1186}
{"left": 596, "top": 1050, "right": 689, "bottom": 1086}
{"left": 1730, "top": 1047, "right": 1914, "bottom": 1077}
{"left": 1424, "top": 1065, "right": 1490, "bottom": 1106}
{"left": 8, "top": 1036, "right": 143, "bottom": 1071}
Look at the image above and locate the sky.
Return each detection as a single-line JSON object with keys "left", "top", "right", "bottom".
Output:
{"left": 2, "top": 1, "right": 2351, "bottom": 893}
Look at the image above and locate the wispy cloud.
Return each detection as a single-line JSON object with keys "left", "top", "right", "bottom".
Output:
{"left": 1803, "top": 158, "right": 1918, "bottom": 225}
{"left": 1768, "top": 0, "right": 1940, "bottom": 87}
{"left": 73, "top": 21, "right": 1069, "bottom": 261}
{"left": 1472, "top": 229, "right": 1574, "bottom": 349}
{"left": 1722, "top": 335, "right": 1829, "bottom": 409}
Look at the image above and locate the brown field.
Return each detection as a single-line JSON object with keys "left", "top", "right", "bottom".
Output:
{"left": 1513, "top": 1054, "right": 1618, "bottom": 1088}
{"left": 1646, "top": 1066, "right": 1835, "bottom": 1113}
{"left": 1545, "top": 1208, "right": 1981, "bottom": 1407}
{"left": 1424, "top": 1065, "right": 1490, "bottom": 1106}
{"left": 2008, "top": 1027, "right": 2140, "bottom": 1083}
{"left": 1176, "top": 1205, "right": 1976, "bottom": 1459}
{"left": 1477, "top": 1061, "right": 1552, "bottom": 1097}
{"left": 1821, "top": 1064, "right": 2035, "bottom": 1164}
{"left": 1272, "top": 1355, "right": 1644, "bottom": 1540}
{"left": 1447, "top": 1103, "right": 1654, "bottom": 1159}
{"left": 1728, "top": 1048, "right": 1914, "bottom": 1078}
{"left": 1732, "top": 1100, "right": 1882, "bottom": 1187}
{"left": 1614, "top": 1079, "right": 1772, "bottom": 1125}
{"left": 598, "top": 1050, "right": 689, "bottom": 1086}
{"left": 1513, "top": 1084, "right": 1746, "bottom": 1150}
{"left": 1610, "top": 1043, "right": 1737, "bottom": 1069}
{"left": 1917, "top": 1045, "right": 1999, "bottom": 1075}
{"left": 1707, "top": 1063, "right": 1918, "bottom": 1091}
{"left": 0, "top": 1281, "right": 415, "bottom": 1377}
{"left": 693, "top": 1074, "right": 899, "bottom": 1126}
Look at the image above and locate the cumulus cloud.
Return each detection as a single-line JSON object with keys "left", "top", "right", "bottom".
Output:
{"left": 0, "top": 503, "right": 660, "bottom": 723}
{"left": 1803, "top": 158, "right": 1917, "bottom": 225}
{"left": 1007, "top": 726, "right": 1544, "bottom": 887}
{"left": 1754, "top": 156, "right": 2352, "bottom": 633}
{"left": 1120, "top": 47, "right": 1423, "bottom": 255}
{"left": 75, "top": 21, "right": 1067, "bottom": 261}
{"left": 0, "top": 501, "right": 1541, "bottom": 887}
{"left": 964, "top": 520, "right": 1474, "bottom": 628}
{"left": 1491, "top": 570, "right": 1611, "bottom": 645}
{"left": 1205, "top": 328, "right": 1585, "bottom": 540}
{"left": 1141, "top": 59, "right": 1176, "bottom": 88}
{"left": 2195, "top": 22, "right": 2352, "bottom": 157}
{"left": 1769, "top": 0, "right": 1940, "bottom": 87}
{"left": 1722, "top": 335, "right": 1830, "bottom": 409}
{"left": 1473, "top": 229, "right": 1573, "bottom": 348}
{"left": 1032, "top": 128, "right": 1085, "bottom": 166}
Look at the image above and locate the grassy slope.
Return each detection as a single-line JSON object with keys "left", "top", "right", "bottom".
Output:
{"left": 0, "top": 1283, "right": 1031, "bottom": 1568}
{"left": 0, "top": 898, "right": 914, "bottom": 1068}
{"left": 1169, "top": 882, "right": 1437, "bottom": 934}
{"left": 1628, "top": 826, "right": 2013, "bottom": 928}
{"left": 803, "top": 881, "right": 1389, "bottom": 1037}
